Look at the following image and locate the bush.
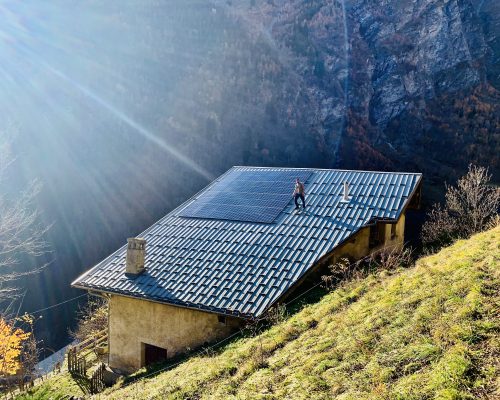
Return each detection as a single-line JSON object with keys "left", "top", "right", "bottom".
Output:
{"left": 322, "top": 245, "right": 414, "bottom": 289}
{"left": 69, "top": 297, "right": 108, "bottom": 343}
{"left": 422, "top": 164, "right": 500, "bottom": 249}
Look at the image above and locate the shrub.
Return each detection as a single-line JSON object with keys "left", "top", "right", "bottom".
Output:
{"left": 322, "top": 245, "right": 413, "bottom": 289}
{"left": 69, "top": 297, "right": 108, "bottom": 343}
{"left": 422, "top": 164, "right": 500, "bottom": 249}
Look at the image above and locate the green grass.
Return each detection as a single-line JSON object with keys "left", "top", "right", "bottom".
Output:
{"left": 14, "top": 373, "right": 85, "bottom": 400}
{"left": 19, "top": 227, "right": 500, "bottom": 399}
{"left": 13, "top": 347, "right": 100, "bottom": 399}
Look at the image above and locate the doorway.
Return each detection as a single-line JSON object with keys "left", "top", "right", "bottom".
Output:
{"left": 143, "top": 343, "right": 167, "bottom": 366}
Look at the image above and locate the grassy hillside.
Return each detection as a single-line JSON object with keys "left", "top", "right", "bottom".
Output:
{"left": 20, "top": 227, "right": 499, "bottom": 399}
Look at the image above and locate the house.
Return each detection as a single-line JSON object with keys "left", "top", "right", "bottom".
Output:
{"left": 72, "top": 167, "right": 422, "bottom": 372}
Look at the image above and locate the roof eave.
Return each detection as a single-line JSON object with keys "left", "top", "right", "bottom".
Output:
{"left": 72, "top": 282, "right": 253, "bottom": 320}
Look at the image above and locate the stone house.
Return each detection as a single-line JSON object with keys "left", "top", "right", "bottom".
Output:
{"left": 72, "top": 167, "right": 422, "bottom": 372}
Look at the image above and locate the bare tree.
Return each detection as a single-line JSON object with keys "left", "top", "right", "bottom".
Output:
{"left": 18, "top": 314, "right": 41, "bottom": 391}
{"left": 0, "top": 132, "right": 50, "bottom": 390}
{"left": 69, "top": 296, "right": 108, "bottom": 343}
{"left": 0, "top": 133, "right": 50, "bottom": 308}
{"left": 422, "top": 164, "right": 500, "bottom": 248}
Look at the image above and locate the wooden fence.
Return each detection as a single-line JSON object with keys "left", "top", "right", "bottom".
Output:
{"left": 90, "top": 363, "right": 106, "bottom": 394}
{"left": 67, "top": 348, "right": 87, "bottom": 375}
{"left": 72, "top": 329, "right": 108, "bottom": 356}
{"left": 67, "top": 329, "right": 107, "bottom": 375}
{"left": 66, "top": 329, "right": 108, "bottom": 394}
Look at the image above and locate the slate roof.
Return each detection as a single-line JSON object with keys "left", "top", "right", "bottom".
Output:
{"left": 72, "top": 167, "right": 422, "bottom": 318}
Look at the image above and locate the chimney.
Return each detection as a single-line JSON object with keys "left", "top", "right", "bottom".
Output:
{"left": 343, "top": 181, "right": 350, "bottom": 201}
{"left": 126, "top": 237, "right": 146, "bottom": 275}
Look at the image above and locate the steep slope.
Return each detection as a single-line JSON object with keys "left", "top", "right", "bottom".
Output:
{"left": 7, "top": 0, "right": 498, "bottom": 351}
{"left": 23, "top": 226, "right": 499, "bottom": 399}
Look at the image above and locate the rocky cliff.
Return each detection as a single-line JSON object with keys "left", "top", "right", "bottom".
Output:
{"left": 200, "top": 0, "right": 499, "bottom": 186}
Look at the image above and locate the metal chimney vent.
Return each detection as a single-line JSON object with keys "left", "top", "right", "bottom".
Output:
{"left": 342, "top": 181, "right": 350, "bottom": 202}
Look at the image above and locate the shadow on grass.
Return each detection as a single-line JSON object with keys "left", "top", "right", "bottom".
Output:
{"left": 69, "top": 372, "right": 90, "bottom": 395}
{"left": 286, "top": 285, "right": 328, "bottom": 316}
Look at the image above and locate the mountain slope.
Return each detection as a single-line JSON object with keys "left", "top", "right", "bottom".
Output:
{"left": 7, "top": 0, "right": 499, "bottom": 351}
{"left": 24, "top": 226, "right": 499, "bottom": 399}
{"left": 211, "top": 0, "right": 500, "bottom": 182}
{"left": 106, "top": 227, "right": 499, "bottom": 400}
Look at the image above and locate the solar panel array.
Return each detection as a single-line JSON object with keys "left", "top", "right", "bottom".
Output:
{"left": 178, "top": 169, "right": 313, "bottom": 223}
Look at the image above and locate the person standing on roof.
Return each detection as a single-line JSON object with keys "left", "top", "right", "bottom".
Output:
{"left": 293, "top": 177, "right": 306, "bottom": 210}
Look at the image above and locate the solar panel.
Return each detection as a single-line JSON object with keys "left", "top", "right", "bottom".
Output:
{"left": 178, "top": 169, "right": 313, "bottom": 223}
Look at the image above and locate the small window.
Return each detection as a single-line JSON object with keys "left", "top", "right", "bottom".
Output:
{"left": 391, "top": 223, "right": 397, "bottom": 239}
{"left": 218, "top": 315, "right": 227, "bottom": 325}
{"left": 369, "top": 223, "right": 383, "bottom": 249}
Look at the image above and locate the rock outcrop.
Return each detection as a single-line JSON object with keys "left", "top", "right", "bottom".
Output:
{"left": 205, "top": 0, "right": 499, "bottom": 184}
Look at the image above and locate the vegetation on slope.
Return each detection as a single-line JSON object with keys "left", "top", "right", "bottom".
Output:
{"left": 105, "top": 226, "right": 500, "bottom": 399}
{"left": 19, "top": 227, "right": 499, "bottom": 399}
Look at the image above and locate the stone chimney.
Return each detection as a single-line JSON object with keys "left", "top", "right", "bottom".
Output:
{"left": 126, "top": 237, "right": 146, "bottom": 275}
{"left": 343, "top": 181, "right": 350, "bottom": 201}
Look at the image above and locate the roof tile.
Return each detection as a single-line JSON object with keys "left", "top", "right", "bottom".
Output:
{"left": 72, "top": 167, "right": 421, "bottom": 317}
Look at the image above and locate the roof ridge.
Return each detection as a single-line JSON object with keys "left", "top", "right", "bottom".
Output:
{"left": 232, "top": 166, "right": 422, "bottom": 175}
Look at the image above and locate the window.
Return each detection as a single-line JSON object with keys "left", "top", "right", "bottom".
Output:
{"left": 369, "top": 223, "right": 383, "bottom": 249}
{"left": 391, "top": 223, "right": 397, "bottom": 239}
{"left": 218, "top": 315, "right": 227, "bottom": 325}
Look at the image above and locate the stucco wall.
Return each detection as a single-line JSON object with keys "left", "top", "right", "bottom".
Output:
{"left": 330, "top": 213, "right": 405, "bottom": 263}
{"left": 285, "top": 213, "right": 407, "bottom": 293}
{"left": 384, "top": 213, "right": 406, "bottom": 247}
{"left": 333, "top": 225, "right": 371, "bottom": 261}
{"left": 108, "top": 295, "right": 242, "bottom": 372}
